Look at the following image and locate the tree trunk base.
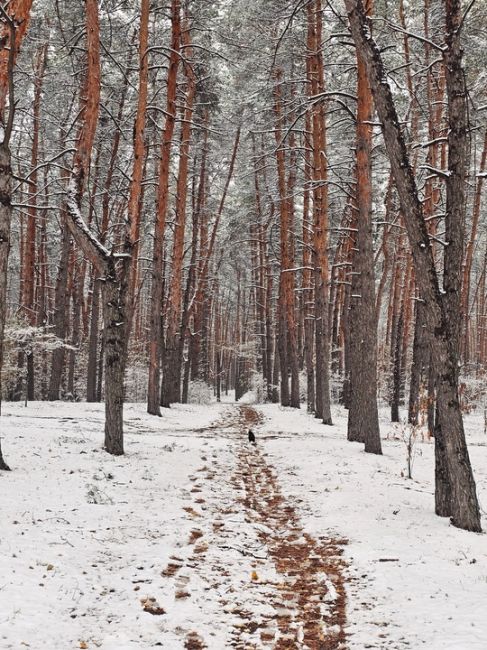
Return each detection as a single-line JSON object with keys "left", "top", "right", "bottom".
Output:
{"left": 364, "top": 439, "right": 382, "bottom": 455}
{"left": 0, "top": 439, "right": 10, "bottom": 470}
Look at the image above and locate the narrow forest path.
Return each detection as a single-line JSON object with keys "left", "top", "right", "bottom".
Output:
{"left": 161, "top": 404, "right": 349, "bottom": 649}
{"left": 3, "top": 401, "right": 486, "bottom": 649}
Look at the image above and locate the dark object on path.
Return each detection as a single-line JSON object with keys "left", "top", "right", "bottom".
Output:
{"left": 248, "top": 429, "right": 256, "bottom": 445}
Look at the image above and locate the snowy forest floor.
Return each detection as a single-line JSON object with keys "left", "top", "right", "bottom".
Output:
{"left": 0, "top": 398, "right": 486, "bottom": 649}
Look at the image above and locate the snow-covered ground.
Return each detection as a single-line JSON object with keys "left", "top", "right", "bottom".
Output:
{"left": 258, "top": 403, "right": 487, "bottom": 650}
{"left": 0, "top": 398, "right": 486, "bottom": 649}
{"left": 0, "top": 400, "right": 232, "bottom": 649}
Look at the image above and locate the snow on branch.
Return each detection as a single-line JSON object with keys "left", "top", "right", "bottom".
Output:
{"left": 64, "top": 177, "right": 110, "bottom": 273}
{"left": 420, "top": 164, "right": 451, "bottom": 179}
{"left": 385, "top": 20, "right": 446, "bottom": 53}
{"left": 412, "top": 137, "right": 448, "bottom": 150}
{"left": 5, "top": 324, "right": 76, "bottom": 354}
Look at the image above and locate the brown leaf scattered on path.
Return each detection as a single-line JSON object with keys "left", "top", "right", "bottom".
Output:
{"left": 184, "top": 631, "right": 206, "bottom": 649}
{"left": 231, "top": 405, "right": 348, "bottom": 649}
{"left": 161, "top": 404, "right": 349, "bottom": 649}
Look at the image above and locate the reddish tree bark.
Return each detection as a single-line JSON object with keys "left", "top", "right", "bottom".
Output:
{"left": 0, "top": 0, "right": 34, "bottom": 469}
{"left": 308, "top": 1, "right": 332, "bottom": 423}
{"left": 344, "top": 0, "right": 481, "bottom": 532}
{"left": 147, "top": 0, "right": 181, "bottom": 415}
{"left": 163, "top": 14, "right": 195, "bottom": 406}
{"left": 21, "top": 43, "right": 47, "bottom": 400}
{"left": 347, "top": 0, "right": 381, "bottom": 453}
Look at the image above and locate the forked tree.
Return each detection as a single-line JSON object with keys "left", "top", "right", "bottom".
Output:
{"left": 64, "top": 0, "right": 149, "bottom": 455}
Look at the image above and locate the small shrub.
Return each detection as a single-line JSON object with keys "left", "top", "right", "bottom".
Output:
{"left": 188, "top": 380, "right": 213, "bottom": 405}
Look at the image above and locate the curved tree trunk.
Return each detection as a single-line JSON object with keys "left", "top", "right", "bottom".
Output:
{"left": 345, "top": 0, "right": 481, "bottom": 532}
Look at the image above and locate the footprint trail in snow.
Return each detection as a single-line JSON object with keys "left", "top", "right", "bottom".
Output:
{"left": 161, "top": 404, "right": 349, "bottom": 649}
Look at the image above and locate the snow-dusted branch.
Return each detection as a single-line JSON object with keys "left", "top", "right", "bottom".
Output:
{"left": 64, "top": 177, "right": 110, "bottom": 274}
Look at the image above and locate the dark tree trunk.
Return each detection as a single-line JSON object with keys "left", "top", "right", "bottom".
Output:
{"left": 304, "top": 317, "right": 315, "bottom": 413}
{"left": 26, "top": 352, "right": 34, "bottom": 401}
{"left": 434, "top": 403, "right": 452, "bottom": 516}
{"left": 427, "top": 361, "right": 435, "bottom": 436}
{"left": 216, "top": 352, "right": 221, "bottom": 402}
{"left": 314, "top": 283, "right": 325, "bottom": 419}
{"left": 162, "top": 22, "right": 195, "bottom": 407}
{"left": 182, "top": 355, "right": 190, "bottom": 403}
{"left": 0, "top": 143, "right": 12, "bottom": 470}
{"left": 101, "top": 259, "right": 129, "bottom": 456}
{"left": 345, "top": 0, "right": 481, "bottom": 531}
{"left": 96, "top": 333, "right": 104, "bottom": 402}
{"left": 273, "top": 69, "right": 300, "bottom": 409}
{"left": 391, "top": 307, "right": 403, "bottom": 423}
{"left": 48, "top": 222, "right": 70, "bottom": 400}
{"left": 0, "top": 0, "right": 34, "bottom": 469}
{"left": 271, "top": 330, "right": 280, "bottom": 403}
{"left": 308, "top": 1, "right": 332, "bottom": 424}
{"left": 408, "top": 300, "right": 427, "bottom": 425}
{"left": 265, "top": 286, "right": 274, "bottom": 402}
{"left": 277, "top": 293, "right": 290, "bottom": 406}
{"left": 86, "top": 278, "right": 101, "bottom": 401}
{"left": 340, "top": 281, "right": 351, "bottom": 408}
{"left": 67, "top": 265, "right": 83, "bottom": 398}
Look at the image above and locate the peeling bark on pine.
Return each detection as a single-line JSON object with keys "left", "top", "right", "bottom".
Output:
{"left": 0, "top": 0, "right": 33, "bottom": 117}
{"left": 347, "top": 0, "right": 381, "bottom": 453}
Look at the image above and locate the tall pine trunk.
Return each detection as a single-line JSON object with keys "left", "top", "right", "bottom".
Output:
{"left": 147, "top": 0, "right": 180, "bottom": 415}
{"left": 0, "top": 142, "right": 12, "bottom": 470}
{"left": 345, "top": 0, "right": 481, "bottom": 531}
{"left": 347, "top": 0, "right": 381, "bottom": 453}
{"left": 0, "top": 0, "right": 34, "bottom": 469}
{"left": 162, "top": 19, "right": 195, "bottom": 406}
{"left": 308, "top": 0, "right": 332, "bottom": 423}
